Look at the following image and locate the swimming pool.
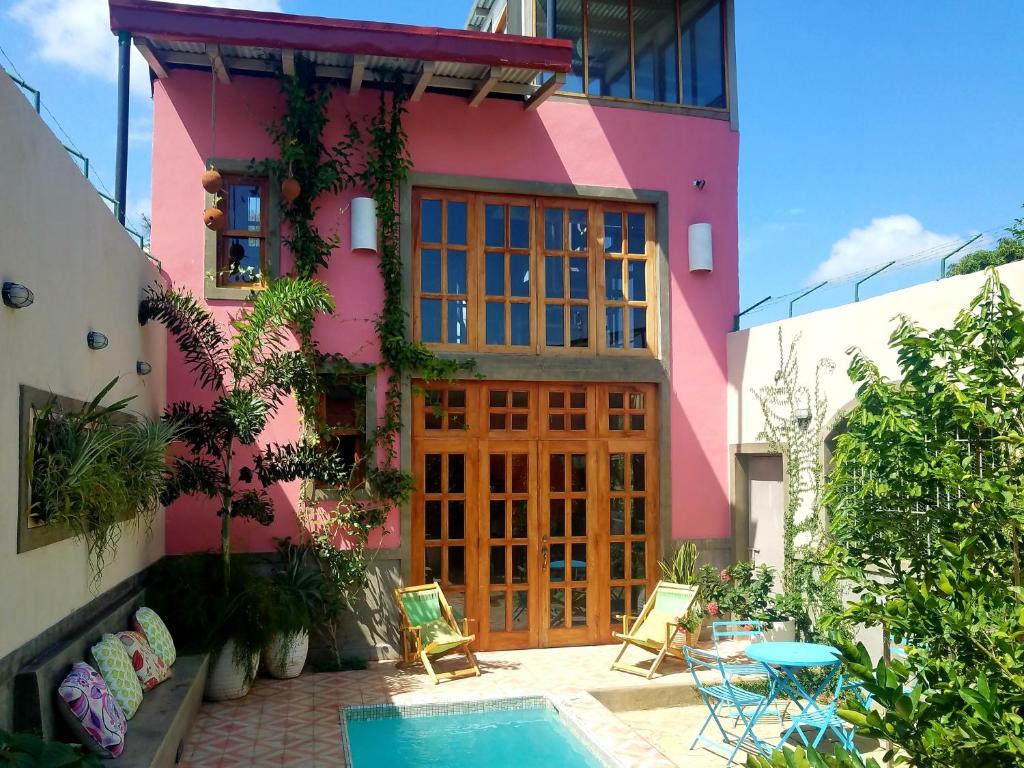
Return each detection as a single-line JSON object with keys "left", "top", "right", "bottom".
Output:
{"left": 341, "top": 696, "right": 618, "bottom": 767}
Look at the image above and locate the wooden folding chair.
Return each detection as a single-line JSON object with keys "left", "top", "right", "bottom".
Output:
{"left": 610, "top": 581, "right": 698, "bottom": 679}
{"left": 394, "top": 583, "right": 480, "bottom": 685}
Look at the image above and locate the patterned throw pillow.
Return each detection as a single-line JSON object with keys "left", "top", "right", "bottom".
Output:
{"left": 116, "top": 631, "right": 172, "bottom": 691}
{"left": 55, "top": 662, "right": 127, "bottom": 758}
{"left": 90, "top": 634, "right": 144, "bottom": 719}
{"left": 132, "top": 607, "right": 176, "bottom": 667}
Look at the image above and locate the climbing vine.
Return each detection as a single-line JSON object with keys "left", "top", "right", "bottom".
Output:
{"left": 358, "top": 78, "right": 473, "bottom": 469}
{"left": 256, "top": 63, "right": 472, "bottom": 618}
{"left": 752, "top": 330, "right": 842, "bottom": 641}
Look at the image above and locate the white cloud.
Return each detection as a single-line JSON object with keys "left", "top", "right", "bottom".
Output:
{"left": 809, "top": 215, "right": 960, "bottom": 284}
{"left": 8, "top": 0, "right": 283, "bottom": 94}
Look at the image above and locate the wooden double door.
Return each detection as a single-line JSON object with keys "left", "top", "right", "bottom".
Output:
{"left": 411, "top": 381, "right": 659, "bottom": 650}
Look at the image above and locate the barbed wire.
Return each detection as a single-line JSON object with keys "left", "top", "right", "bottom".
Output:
{"left": 740, "top": 225, "right": 1010, "bottom": 320}
{"left": 0, "top": 44, "right": 116, "bottom": 199}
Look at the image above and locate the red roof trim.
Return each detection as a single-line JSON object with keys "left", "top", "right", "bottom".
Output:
{"left": 108, "top": 0, "right": 572, "bottom": 73}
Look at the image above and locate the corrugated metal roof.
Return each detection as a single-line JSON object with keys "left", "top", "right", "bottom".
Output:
{"left": 112, "top": 0, "right": 570, "bottom": 107}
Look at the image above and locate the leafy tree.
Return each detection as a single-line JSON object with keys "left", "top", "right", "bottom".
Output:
{"left": 946, "top": 206, "right": 1024, "bottom": 276}
{"left": 748, "top": 745, "right": 880, "bottom": 767}
{"left": 816, "top": 270, "right": 1024, "bottom": 766}
{"left": 140, "top": 277, "right": 349, "bottom": 591}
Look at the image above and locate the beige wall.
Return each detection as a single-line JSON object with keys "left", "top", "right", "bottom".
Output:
{"left": 0, "top": 75, "right": 166, "bottom": 659}
{"left": 729, "top": 261, "right": 1024, "bottom": 447}
{"left": 728, "top": 261, "right": 1024, "bottom": 655}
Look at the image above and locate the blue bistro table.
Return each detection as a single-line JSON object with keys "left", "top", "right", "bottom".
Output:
{"left": 745, "top": 642, "right": 843, "bottom": 749}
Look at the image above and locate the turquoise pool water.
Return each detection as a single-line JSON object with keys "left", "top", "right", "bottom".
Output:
{"left": 345, "top": 706, "right": 605, "bottom": 767}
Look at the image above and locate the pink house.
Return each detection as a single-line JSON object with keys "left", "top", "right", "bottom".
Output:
{"left": 111, "top": 0, "right": 738, "bottom": 655}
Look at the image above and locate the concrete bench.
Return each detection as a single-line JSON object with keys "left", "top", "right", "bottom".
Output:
{"left": 13, "top": 589, "right": 208, "bottom": 768}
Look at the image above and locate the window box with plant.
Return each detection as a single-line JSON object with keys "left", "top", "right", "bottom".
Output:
{"left": 23, "top": 378, "right": 175, "bottom": 588}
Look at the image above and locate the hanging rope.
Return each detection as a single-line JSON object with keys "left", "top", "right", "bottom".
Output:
{"left": 209, "top": 67, "right": 218, "bottom": 164}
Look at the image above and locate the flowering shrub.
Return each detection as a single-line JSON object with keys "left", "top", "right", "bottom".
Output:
{"left": 696, "top": 562, "right": 787, "bottom": 622}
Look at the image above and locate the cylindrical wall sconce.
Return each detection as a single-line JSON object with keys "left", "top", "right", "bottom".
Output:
{"left": 87, "top": 331, "right": 109, "bottom": 350}
{"left": 137, "top": 361, "right": 153, "bottom": 375}
{"left": 2, "top": 281, "right": 34, "bottom": 308}
{"left": 350, "top": 196, "right": 378, "bottom": 254}
{"left": 688, "top": 223, "right": 713, "bottom": 272}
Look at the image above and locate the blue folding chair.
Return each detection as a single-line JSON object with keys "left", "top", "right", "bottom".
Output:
{"left": 711, "top": 620, "right": 782, "bottom": 723}
{"left": 780, "top": 675, "right": 872, "bottom": 754}
{"left": 685, "top": 645, "right": 774, "bottom": 766}
{"left": 711, "top": 620, "right": 769, "bottom": 677}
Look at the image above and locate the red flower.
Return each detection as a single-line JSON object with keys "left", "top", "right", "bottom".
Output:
{"left": 720, "top": 569, "right": 731, "bottom": 582}
{"left": 707, "top": 601, "right": 719, "bottom": 616}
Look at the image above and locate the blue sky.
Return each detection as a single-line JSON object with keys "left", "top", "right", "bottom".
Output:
{"left": 2, "top": 0, "right": 1021, "bottom": 326}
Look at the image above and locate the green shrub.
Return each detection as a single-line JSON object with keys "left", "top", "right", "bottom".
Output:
{"left": 28, "top": 378, "right": 175, "bottom": 586}
{"left": 0, "top": 729, "right": 102, "bottom": 767}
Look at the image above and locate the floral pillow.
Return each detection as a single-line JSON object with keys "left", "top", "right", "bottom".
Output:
{"left": 55, "top": 662, "right": 127, "bottom": 758}
{"left": 132, "top": 607, "right": 176, "bottom": 667}
{"left": 90, "top": 634, "right": 144, "bottom": 719}
{"left": 117, "top": 631, "right": 172, "bottom": 691}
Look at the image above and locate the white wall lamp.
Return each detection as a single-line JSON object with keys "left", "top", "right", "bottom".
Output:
{"left": 350, "top": 196, "right": 378, "bottom": 254}
{"left": 688, "top": 223, "right": 713, "bottom": 273}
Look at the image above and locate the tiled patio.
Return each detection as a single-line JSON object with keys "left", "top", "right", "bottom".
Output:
{"left": 180, "top": 644, "right": 883, "bottom": 767}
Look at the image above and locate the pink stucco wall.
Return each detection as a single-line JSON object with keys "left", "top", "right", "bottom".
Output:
{"left": 151, "top": 70, "right": 738, "bottom": 555}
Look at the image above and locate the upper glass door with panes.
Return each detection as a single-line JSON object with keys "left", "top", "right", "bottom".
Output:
{"left": 412, "top": 189, "right": 657, "bottom": 358}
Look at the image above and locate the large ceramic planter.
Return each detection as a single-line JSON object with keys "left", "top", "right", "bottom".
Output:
{"left": 205, "top": 638, "right": 259, "bottom": 701}
{"left": 764, "top": 619, "right": 796, "bottom": 642}
{"left": 263, "top": 631, "right": 309, "bottom": 679}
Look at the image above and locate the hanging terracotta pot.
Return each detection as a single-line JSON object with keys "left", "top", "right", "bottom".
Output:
{"left": 202, "top": 168, "right": 223, "bottom": 194}
{"left": 204, "top": 207, "right": 226, "bottom": 231}
{"left": 281, "top": 176, "right": 301, "bottom": 204}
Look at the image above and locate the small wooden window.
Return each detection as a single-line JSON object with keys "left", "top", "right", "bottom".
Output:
{"left": 318, "top": 381, "right": 365, "bottom": 488}
{"left": 415, "top": 194, "right": 471, "bottom": 348}
{"left": 599, "top": 208, "right": 653, "bottom": 353}
{"left": 216, "top": 175, "right": 268, "bottom": 287}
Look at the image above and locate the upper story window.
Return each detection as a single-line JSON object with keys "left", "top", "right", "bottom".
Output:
{"left": 536, "top": 0, "right": 726, "bottom": 110}
{"left": 216, "top": 175, "right": 268, "bottom": 287}
{"left": 413, "top": 189, "right": 657, "bottom": 357}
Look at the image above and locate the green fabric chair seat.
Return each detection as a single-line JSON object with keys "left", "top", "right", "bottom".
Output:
{"left": 418, "top": 618, "right": 467, "bottom": 653}
{"left": 632, "top": 610, "right": 679, "bottom": 645}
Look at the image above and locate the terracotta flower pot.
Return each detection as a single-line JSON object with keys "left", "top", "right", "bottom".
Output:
{"left": 281, "top": 177, "right": 301, "bottom": 204}
{"left": 203, "top": 207, "right": 226, "bottom": 231}
{"left": 201, "top": 168, "right": 223, "bottom": 194}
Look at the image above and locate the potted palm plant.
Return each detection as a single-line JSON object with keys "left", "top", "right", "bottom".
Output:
{"left": 659, "top": 542, "right": 701, "bottom": 646}
{"left": 140, "top": 278, "right": 348, "bottom": 700}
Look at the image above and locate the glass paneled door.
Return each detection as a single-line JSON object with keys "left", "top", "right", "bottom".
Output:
{"left": 540, "top": 443, "right": 598, "bottom": 646}
{"left": 412, "top": 381, "right": 658, "bottom": 651}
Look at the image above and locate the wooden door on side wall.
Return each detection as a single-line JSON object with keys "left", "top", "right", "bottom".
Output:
{"left": 411, "top": 381, "right": 659, "bottom": 650}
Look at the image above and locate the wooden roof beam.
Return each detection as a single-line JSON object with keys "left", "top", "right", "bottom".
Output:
{"left": 469, "top": 67, "right": 501, "bottom": 107}
{"left": 208, "top": 44, "right": 231, "bottom": 84}
{"left": 350, "top": 54, "right": 367, "bottom": 95}
{"left": 135, "top": 38, "right": 169, "bottom": 79}
{"left": 524, "top": 71, "right": 564, "bottom": 111}
{"left": 411, "top": 60, "right": 434, "bottom": 101}
{"left": 281, "top": 48, "right": 295, "bottom": 76}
